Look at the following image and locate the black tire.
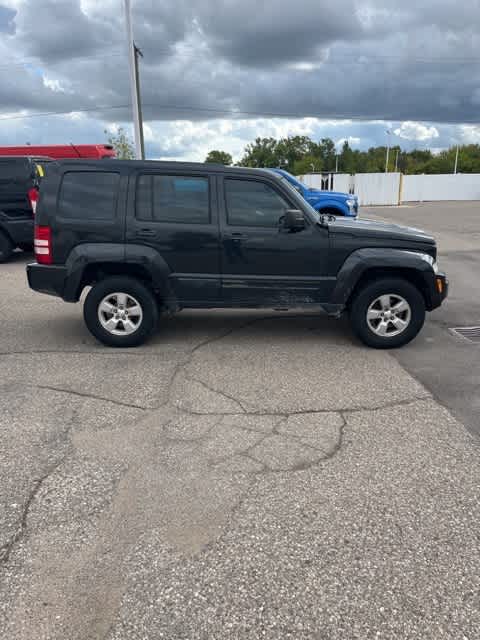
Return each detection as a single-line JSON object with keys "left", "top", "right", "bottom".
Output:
{"left": 83, "top": 276, "right": 159, "bottom": 348}
{"left": 19, "top": 243, "right": 34, "bottom": 253}
{"left": 0, "top": 231, "right": 14, "bottom": 263}
{"left": 319, "top": 207, "right": 342, "bottom": 217}
{"left": 349, "top": 278, "right": 426, "bottom": 349}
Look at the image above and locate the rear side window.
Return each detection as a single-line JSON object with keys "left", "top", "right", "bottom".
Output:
{"left": 58, "top": 171, "right": 119, "bottom": 220}
{"left": 0, "top": 160, "right": 27, "bottom": 181}
{"left": 136, "top": 174, "right": 210, "bottom": 224}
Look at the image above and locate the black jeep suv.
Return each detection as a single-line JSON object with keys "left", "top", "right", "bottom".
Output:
{"left": 27, "top": 160, "right": 448, "bottom": 348}
{"left": 0, "top": 156, "right": 50, "bottom": 262}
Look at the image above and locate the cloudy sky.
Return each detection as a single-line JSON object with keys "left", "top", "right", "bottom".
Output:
{"left": 0, "top": 0, "right": 479, "bottom": 161}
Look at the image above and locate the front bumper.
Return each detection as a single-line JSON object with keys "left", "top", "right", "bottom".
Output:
{"left": 27, "top": 263, "right": 68, "bottom": 299}
{"left": 429, "top": 271, "right": 448, "bottom": 310}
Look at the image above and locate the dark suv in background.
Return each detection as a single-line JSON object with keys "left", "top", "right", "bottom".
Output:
{"left": 0, "top": 156, "right": 50, "bottom": 262}
{"left": 27, "top": 160, "right": 448, "bottom": 348}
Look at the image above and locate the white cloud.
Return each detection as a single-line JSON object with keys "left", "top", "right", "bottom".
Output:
{"left": 142, "top": 123, "right": 154, "bottom": 142}
{"left": 288, "top": 62, "right": 323, "bottom": 72}
{"left": 394, "top": 121, "right": 439, "bottom": 141}
{"left": 459, "top": 125, "right": 480, "bottom": 144}
{"left": 42, "top": 76, "right": 69, "bottom": 93}
{"left": 143, "top": 117, "right": 360, "bottom": 162}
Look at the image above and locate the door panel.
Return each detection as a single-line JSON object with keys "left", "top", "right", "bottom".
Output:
{"left": 126, "top": 171, "right": 221, "bottom": 305}
{"left": 219, "top": 176, "right": 333, "bottom": 305}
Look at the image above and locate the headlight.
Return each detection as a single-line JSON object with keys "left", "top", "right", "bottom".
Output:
{"left": 346, "top": 199, "right": 355, "bottom": 208}
{"left": 418, "top": 253, "right": 438, "bottom": 273}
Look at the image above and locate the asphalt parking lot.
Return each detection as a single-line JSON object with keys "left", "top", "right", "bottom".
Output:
{"left": 1, "top": 202, "right": 479, "bottom": 639}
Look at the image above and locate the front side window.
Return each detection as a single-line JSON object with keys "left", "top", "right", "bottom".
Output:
{"left": 58, "top": 172, "right": 119, "bottom": 220}
{"left": 225, "top": 179, "right": 291, "bottom": 227}
{"left": 136, "top": 174, "right": 209, "bottom": 224}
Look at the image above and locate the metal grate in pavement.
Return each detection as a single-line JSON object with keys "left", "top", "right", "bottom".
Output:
{"left": 449, "top": 326, "right": 480, "bottom": 343}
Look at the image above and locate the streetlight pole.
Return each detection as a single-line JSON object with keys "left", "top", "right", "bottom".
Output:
{"left": 385, "top": 129, "right": 391, "bottom": 173}
{"left": 124, "top": 0, "right": 144, "bottom": 159}
{"left": 454, "top": 145, "right": 459, "bottom": 174}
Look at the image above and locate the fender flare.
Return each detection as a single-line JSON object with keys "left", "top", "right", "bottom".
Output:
{"left": 125, "top": 244, "right": 175, "bottom": 302}
{"left": 330, "top": 247, "right": 437, "bottom": 307}
{"left": 62, "top": 243, "right": 174, "bottom": 303}
{"left": 312, "top": 199, "right": 349, "bottom": 216}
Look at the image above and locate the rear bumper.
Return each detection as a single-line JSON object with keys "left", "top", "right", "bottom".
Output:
{"left": 429, "top": 271, "right": 448, "bottom": 310}
{"left": 27, "top": 263, "right": 69, "bottom": 299}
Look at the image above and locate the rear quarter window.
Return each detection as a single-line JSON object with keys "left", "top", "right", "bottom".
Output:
{"left": 0, "top": 160, "right": 28, "bottom": 182}
{"left": 58, "top": 171, "right": 120, "bottom": 220}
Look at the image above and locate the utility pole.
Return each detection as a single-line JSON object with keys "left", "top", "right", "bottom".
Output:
{"left": 133, "top": 43, "right": 145, "bottom": 159}
{"left": 335, "top": 154, "right": 339, "bottom": 172}
{"left": 394, "top": 149, "right": 399, "bottom": 172}
{"left": 454, "top": 145, "right": 459, "bottom": 174}
{"left": 124, "top": 0, "right": 144, "bottom": 159}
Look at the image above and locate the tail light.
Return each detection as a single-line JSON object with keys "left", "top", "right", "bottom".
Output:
{"left": 28, "top": 187, "right": 39, "bottom": 214}
{"left": 34, "top": 225, "right": 52, "bottom": 264}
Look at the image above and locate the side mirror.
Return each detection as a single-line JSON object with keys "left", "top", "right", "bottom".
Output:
{"left": 283, "top": 209, "right": 306, "bottom": 230}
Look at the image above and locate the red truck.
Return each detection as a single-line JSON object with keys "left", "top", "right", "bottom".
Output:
{"left": 0, "top": 144, "right": 116, "bottom": 160}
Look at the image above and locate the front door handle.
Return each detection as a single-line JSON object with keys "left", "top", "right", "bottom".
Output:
{"left": 136, "top": 228, "right": 156, "bottom": 237}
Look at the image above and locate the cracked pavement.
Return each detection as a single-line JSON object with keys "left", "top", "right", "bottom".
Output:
{"left": 1, "top": 249, "right": 480, "bottom": 639}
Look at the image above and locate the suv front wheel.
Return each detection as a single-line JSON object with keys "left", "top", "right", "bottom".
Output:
{"left": 84, "top": 276, "right": 159, "bottom": 347}
{"left": 349, "top": 278, "right": 426, "bottom": 349}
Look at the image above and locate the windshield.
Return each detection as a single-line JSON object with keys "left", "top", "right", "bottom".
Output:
{"left": 280, "top": 170, "right": 308, "bottom": 190}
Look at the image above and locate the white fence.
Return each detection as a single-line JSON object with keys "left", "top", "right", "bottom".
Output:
{"left": 354, "top": 173, "right": 401, "bottom": 206}
{"left": 300, "top": 173, "right": 353, "bottom": 193}
{"left": 402, "top": 174, "right": 480, "bottom": 202}
{"left": 299, "top": 172, "right": 480, "bottom": 205}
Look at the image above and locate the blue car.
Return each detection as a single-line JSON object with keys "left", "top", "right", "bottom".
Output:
{"left": 271, "top": 169, "right": 358, "bottom": 218}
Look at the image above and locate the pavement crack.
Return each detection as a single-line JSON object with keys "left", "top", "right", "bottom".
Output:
{"left": 341, "top": 395, "right": 432, "bottom": 414}
{"left": 32, "top": 384, "right": 148, "bottom": 410}
{"left": 0, "top": 457, "right": 65, "bottom": 565}
{"left": 0, "top": 406, "right": 82, "bottom": 565}
{"left": 184, "top": 374, "right": 247, "bottom": 413}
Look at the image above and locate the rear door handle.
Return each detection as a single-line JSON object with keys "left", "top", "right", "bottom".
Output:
{"left": 136, "top": 228, "right": 156, "bottom": 237}
{"left": 224, "top": 232, "right": 249, "bottom": 240}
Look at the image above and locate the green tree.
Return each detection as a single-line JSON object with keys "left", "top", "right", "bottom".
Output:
{"left": 205, "top": 150, "right": 233, "bottom": 165}
{"left": 240, "top": 137, "right": 280, "bottom": 167}
{"left": 292, "top": 154, "right": 322, "bottom": 176}
{"left": 275, "top": 136, "right": 315, "bottom": 169}
{"left": 237, "top": 136, "right": 480, "bottom": 177}
{"left": 339, "top": 140, "right": 356, "bottom": 173}
{"left": 316, "top": 138, "right": 337, "bottom": 170}
{"left": 105, "top": 127, "right": 135, "bottom": 159}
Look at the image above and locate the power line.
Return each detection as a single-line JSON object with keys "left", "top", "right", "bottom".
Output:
{"left": 0, "top": 102, "right": 479, "bottom": 125}
{"left": 0, "top": 51, "right": 126, "bottom": 72}
{"left": 0, "top": 104, "right": 130, "bottom": 121}
{"left": 1, "top": 49, "right": 480, "bottom": 74}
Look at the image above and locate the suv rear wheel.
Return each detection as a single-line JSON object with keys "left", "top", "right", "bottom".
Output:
{"left": 0, "top": 231, "right": 14, "bottom": 263}
{"left": 84, "top": 276, "right": 159, "bottom": 348}
{"left": 349, "top": 277, "right": 425, "bottom": 349}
